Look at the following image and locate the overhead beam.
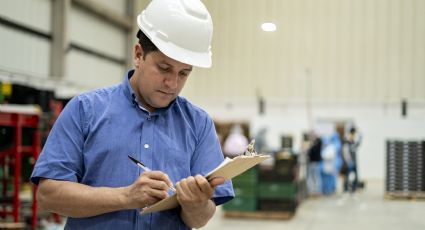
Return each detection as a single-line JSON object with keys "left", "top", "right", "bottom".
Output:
{"left": 70, "top": 43, "right": 126, "bottom": 65}
{"left": 72, "top": 0, "right": 132, "bottom": 30}
{"left": 0, "top": 16, "right": 51, "bottom": 40}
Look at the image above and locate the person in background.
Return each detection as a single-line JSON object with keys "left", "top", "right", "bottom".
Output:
{"left": 306, "top": 131, "right": 323, "bottom": 196}
{"left": 342, "top": 127, "right": 362, "bottom": 194}
{"left": 223, "top": 124, "right": 249, "bottom": 157}
{"left": 253, "top": 127, "right": 268, "bottom": 153}
{"left": 320, "top": 132, "right": 342, "bottom": 195}
{"left": 30, "top": 0, "right": 234, "bottom": 229}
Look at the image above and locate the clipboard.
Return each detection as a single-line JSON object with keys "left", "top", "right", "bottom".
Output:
{"left": 140, "top": 153, "right": 270, "bottom": 215}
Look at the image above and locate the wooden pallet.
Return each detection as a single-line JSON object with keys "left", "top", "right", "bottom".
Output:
{"left": 224, "top": 211, "right": 294, "bottom": 220}
{"left": 385, "top": 192, "right": 425, "bottom": 201}
{"left": 0, "top": 222, "right": 26, "bottom": 229}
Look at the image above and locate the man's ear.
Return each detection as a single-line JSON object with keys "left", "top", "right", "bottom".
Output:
{"left": 134, "top": 43, "right": 144, "bottom": 68}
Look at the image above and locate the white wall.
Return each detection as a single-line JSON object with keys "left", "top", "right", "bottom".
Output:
{"left": 0, "top": 0, "right": 51, "bottom": 33}
{"left": 0, "top": 0, "right": 128, "bottom": 95}
{"left": 65, "top": 50, "right": 125, "bottom": 94}
{"left": 58, "top": 3, "right": 128, "bottom": 96}
{"left": 0, "top": 26, "right": 50, "bottom": 78}
{"left": 184, "top": 0, "right": 425, "bottom": 104}
{"left": 69, "top": 5, "right": 127, "bottom": 60}
{"left": 0, "top": 0, "right": 51, "bottom": 77}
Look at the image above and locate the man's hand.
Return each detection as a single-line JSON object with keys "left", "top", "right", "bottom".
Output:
{"left": 176, "top": 175, "right": 225, "bottom": 228}
{"left": 36, "top": 171, "right": 174, "bottom": 218}
{"left": 176, "top": 175, "right": 224, "bottom": 210}
{"left": 124, "top": 171, "right": 174, "bottom": 209}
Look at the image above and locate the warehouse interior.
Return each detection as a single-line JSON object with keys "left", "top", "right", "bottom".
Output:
{"left": 0, "top": 0, "right": 424, "bottom": 229}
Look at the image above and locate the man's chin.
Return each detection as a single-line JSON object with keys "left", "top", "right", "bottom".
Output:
{"left": 152, "top": 101, "right": 173, "bottom": 109}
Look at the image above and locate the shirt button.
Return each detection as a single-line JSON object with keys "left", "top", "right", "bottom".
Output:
{"left": 144, "top": 144, "right": 149, "bottom": 149}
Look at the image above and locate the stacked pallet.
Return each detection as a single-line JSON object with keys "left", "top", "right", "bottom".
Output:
{"left": 386, "top": 140, "right": 425, "bottom": 199}
{"left": 223, "top": 151, "right": 299, "bottom": 219}
{"left": 258, "top": 152, "right": 299, "bottom": 213}
{"left": 223, "top": 167, "right": 258, "bottom": 212}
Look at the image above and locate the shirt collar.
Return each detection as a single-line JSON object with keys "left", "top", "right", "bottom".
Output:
{"left": 122, "top": 69, "right": 178, "bottom": 115}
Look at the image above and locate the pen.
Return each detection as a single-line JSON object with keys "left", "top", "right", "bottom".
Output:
{"left": 128, "top": 155, "right": 176, "bottom": 192}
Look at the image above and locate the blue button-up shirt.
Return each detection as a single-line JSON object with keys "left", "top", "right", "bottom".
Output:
{"left": 31, "top": 70, "right": 234, "bottom": 229}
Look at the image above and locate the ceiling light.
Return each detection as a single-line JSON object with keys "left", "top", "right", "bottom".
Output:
{"left": 261, "top": 22, "right": 276, "bottom": 32}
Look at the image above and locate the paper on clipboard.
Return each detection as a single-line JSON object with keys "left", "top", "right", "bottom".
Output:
{"left": 140, "top": 154, "right": 270, "bottom": 215}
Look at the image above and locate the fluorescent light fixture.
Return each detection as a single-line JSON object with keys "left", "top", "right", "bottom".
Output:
{"left": 261, "top": 22, "right": 276, "bottom": 32}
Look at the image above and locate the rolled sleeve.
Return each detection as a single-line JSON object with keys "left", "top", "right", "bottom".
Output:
{"left": 31, "top": 96, "right": 86, "bottom": 185}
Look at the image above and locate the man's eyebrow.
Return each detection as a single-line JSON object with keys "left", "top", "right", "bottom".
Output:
{"left": 183, "top": 67, "right": 193, "bottom": 72}
{"left": 158, "top": 60, "right": 192, "bottom": 72}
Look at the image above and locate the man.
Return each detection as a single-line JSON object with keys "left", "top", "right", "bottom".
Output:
{"left": 320, "top": 132, "right": 341, "bottom": 195}
{"left": 306, "top": 132, "right": 322, "bottom": 195}
{"left": 342, "top": 127, "right": 362, "bottom": 194}
{"left": 30, "top": 0, "right": 234, "bottom": 229}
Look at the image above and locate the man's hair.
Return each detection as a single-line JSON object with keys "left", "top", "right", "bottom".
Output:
{"left": 137, "top": 30, "right": 158, "bottom": 59}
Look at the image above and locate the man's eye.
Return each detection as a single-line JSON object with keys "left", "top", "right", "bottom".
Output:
{"left": 179, "top": 72, "right": 188, "bottom": 77}
{"left": 158, "top": 65, "right": 170, "bottom": 72}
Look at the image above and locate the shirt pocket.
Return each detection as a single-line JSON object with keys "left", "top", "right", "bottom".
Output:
{"left": 163, "top": 145, "right": 191, "bottom": 184}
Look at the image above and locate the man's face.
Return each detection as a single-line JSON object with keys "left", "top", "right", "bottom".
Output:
{"left": 131, "top": 44, "right": 192, "bottom": 112}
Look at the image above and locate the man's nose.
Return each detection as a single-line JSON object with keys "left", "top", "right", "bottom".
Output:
{"left": 164, "top": 73, "right": 178, "bottom": 90}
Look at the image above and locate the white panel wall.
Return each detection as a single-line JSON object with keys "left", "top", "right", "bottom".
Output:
{"left": 0, "top": 26, "right": 50, "bottom": 78}
{"left": 183, "top": 0, "right": 425, "bottom": 104}
{"left": 69, "top": 5, "right": 127, "bottom": 60}
{"left": 0, "top": 0, "right": 51, "bottom": 33}
{"left": 0, "top": 0, "right": 51, "bottom": 78}
{"left": 66, "top": 50, "right": 125, "bottom": 90}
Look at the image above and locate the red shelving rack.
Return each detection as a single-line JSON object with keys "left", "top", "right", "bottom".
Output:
{"left": 0, "top": 109, "right": 41, "bottom": 229}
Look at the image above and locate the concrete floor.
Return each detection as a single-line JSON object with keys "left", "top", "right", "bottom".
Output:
{"left": 202, "top": 180, "right": 425, "bottom": 230}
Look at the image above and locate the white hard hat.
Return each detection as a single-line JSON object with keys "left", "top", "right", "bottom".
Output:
{"left": 137, "top": 0, "right": 213, "bottom": 68}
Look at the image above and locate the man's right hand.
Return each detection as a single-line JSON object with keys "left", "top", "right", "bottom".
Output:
{"left": 124, "top": 171, "right": 174, "bottom": 208}
{"left": 36, "top": 172, "right": 173, "bottom": 218}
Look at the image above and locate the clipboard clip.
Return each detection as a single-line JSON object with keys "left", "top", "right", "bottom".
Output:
{"left": 243, "top": 139, "right": 258, "bottom": 156}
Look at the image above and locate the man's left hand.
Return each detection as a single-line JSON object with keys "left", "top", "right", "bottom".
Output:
{"left": 175, "top": 175, "right": 224, "bottom": 211}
